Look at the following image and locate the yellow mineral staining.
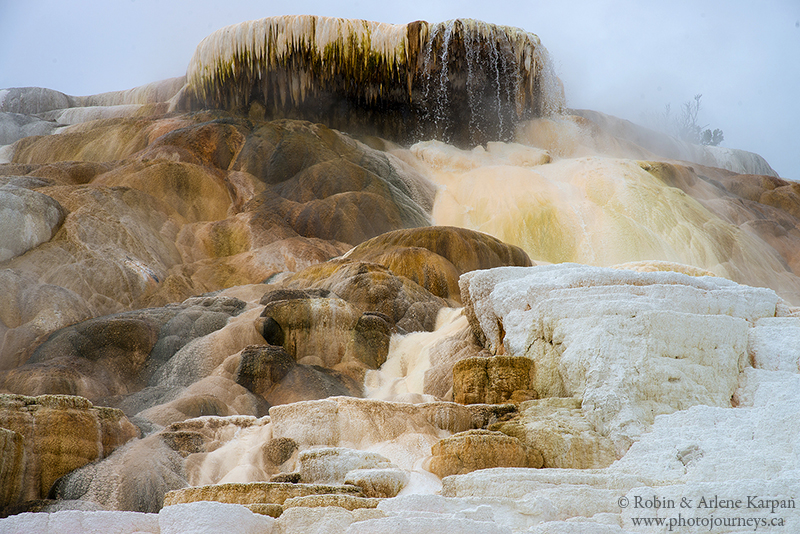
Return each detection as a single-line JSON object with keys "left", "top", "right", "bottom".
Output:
{"left": 184, "top": 16, "right": 410, "bottom": 110}
{"left": 413, "top": 139, "right": 797, "bottom": 296}
{"left": 178, "top": 15, "right": 564, "bottom": 144}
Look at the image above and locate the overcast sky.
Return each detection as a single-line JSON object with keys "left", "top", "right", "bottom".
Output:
{"left": 1, "top": 0, "right": 797, "bottom": 179}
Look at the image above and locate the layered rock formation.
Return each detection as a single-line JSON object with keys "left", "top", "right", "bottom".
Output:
{"left": 343, "top": 226, "right": 532, "bottom": 302}
{"left": 0, "top": 114, "right": 441, "bottom": 373}
{"left": 0, "top": 395, "right": 139, "bottom": 508}
{"left": 176, "top": 16, "right": 564, "bottom": 145}
{"left": 2, "top": 12, "right": 800, "bottom": 534}
{"left": 452, "top": 356, "right": 534, "bottom": 404}
{"left": 460, "top": 264, "right": 777, "bottom": 450}
{"left": 429, "top": 429, "right": 543, "bottom": 478}
{"left": 0, "top": 427, "right": 24, "bottom": 509}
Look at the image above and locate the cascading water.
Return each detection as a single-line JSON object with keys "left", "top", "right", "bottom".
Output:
{"left": 178, "top": 15, "right": 565, "bottom": 146}
{"left": 462, "top": 20, "right": 515, "bottom": 144}
{"left": 414, "top": 19, "right": 545, "bottom": 145}
{"left": 434, "top": 23, "right": 454, "bottom": 137}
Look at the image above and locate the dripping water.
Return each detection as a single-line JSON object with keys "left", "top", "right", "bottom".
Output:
{"left": 433, "top": 21, "right": 455, "bottom": 143}
{"left": 488, "top": 29, "right": 504, "bottom": 138}
{"left": 464, "top": 26, "right": 481, "bottom": 144}
{"left": 187, "top": 16, "right": 564, "bottom": 146}
{"left": 417, "top": 23, "right": 445, "bottom": 142}
{"left": 417, "top": 20, "right": 534, "bottom": 146}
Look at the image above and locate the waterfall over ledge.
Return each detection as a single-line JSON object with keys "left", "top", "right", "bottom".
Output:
{"left": 174, "top": 15, "right": 565, "bottom": 146}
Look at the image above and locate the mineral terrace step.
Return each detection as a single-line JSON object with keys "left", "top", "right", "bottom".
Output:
{"left": 163, "top": 481, "right": 364, "bottom": 507}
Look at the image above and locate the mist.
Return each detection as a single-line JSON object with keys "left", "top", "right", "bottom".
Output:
{"left": 1, "top": 0, "right": 797, "bottom": 179}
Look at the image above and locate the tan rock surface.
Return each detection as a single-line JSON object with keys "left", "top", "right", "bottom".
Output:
{"left": 283, "top": 494, "right": 380, "bottom": 511}
{"left": 344, "top": 226, "right": 532, "bottom": 302}
{"left": 163, "top": 481, "right": 363, "bottom": 506}
{"left": 0, "top": 394, "right": 139, "bottom": 503}
{"left": 489, "top": 397, "right": 617, "bottom": 469}
{"left": 428, "top": 429, "right": 542, "bottom": 479}
{"left": 10, "top": 117, "right": 186, "bottom": 165}
{"left": 344, "top": 468, "right": 410, "bottom": 498}
{"left": 0, "top": 427, "right": 24, "bottom": 509}
{"left": 255, "top": 292, "right": 393, "bottom": 374}
{"left": 283, "top": 260, "right": 448, "bottom": 332}
{"left": 92, "top": 160, "right": 232, "bottom": 222}
{"left": 244, "top": 502, "right": 284, "bottom": 517}
{"left": 1, "top": 114, "right": 436, "bottom": 370}
{"left": 453, "top": 356, "right": 534, "bottom": 405}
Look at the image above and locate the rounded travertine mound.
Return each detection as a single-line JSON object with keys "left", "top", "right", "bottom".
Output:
{"left": 178, "top": 16, "right": 564, "bottom": 145}
{"left": 92, "top": 160, "right": 233, "bottom": 222}
{"left": 10, "top": 118, "right": 179, "bottom": 164}
{"left": 228, "top": 120, "right": 434, "bottom": 247}
{"left": 0, "top": 185, "right": 66, "bottom": 262}
{"left": 257, "top": 297, "right": 359, "bottom": 367}
{"left": 163, "top": 481, "right": 363, "bottom": 506}
{"left": 234, "top": 345, "right": 296, "bottom": 397}
{"left": 0, "top": 87, "right": 74, "bottom": 115}
{"left": 5, "top": 315, "right": 160, "bottom": 400}
{"left": 0, "top": 394, "right": 139, "bottom": 504}
{"left": 4, "top": 295, "right": 248, "bottom": 402}
{"left": 343, "top": 226, "right": 532, "bottom": 302}
{"left": 345, "top": 226, "right": 533, "bottom": 273}
{"left": 254, "top": 292, "right": 394, "bottom": 377}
